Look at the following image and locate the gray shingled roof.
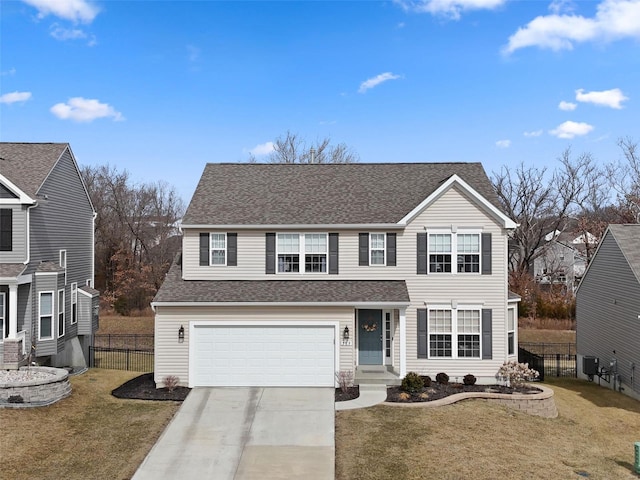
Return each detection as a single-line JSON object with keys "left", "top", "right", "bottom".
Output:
{"left": 0, "top": 263, "right": 26, "bottom": 278}
{"left": 79, "top": 285, "right": 100, "bottom": 296}
{"left": 35, "top": 261, "right": 65, "bottom": 273}
{"left": 0, "top": 143, "right": 68, "bottom": 197}
{"left": 609, "top": 224, "right": 640, "bottom": 281}
{"left": 154, "top": 254, "right": 410, "bottom": 304}
{"left": 183, "top": 162, "right": 502, "bottom": 225}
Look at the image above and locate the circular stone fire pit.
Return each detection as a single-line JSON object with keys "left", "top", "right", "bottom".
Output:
{"left": 0, "top": 367, "right": 71, "bottom": 408}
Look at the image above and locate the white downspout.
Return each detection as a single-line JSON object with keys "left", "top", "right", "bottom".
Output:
{"left": 23, "top": 203, "right": 38, "bottom": 265}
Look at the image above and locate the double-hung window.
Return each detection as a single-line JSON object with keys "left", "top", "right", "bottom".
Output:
{"left": 39, "top": 292, "right": 53, "bottom": 340}
{"left": 0, "top": 209, "right": 12, "bottom": 252}
{"left": 370, "top": 233, "right": 385, "bottom": 265}
{"left": 507, "top": 308, "right": 515, "bottom": 356}
{"left": 58, "top": 289, "right": 65, "bottom": 337}
{"left": 277, "top": 233, "right": 327, "bottom": 273}
{"left": 428, "top": 231, "right": 480, "bottom": 273}
{"left": 0, "top": 292, "right": 5, "bottom": 339}
{"left": 428, "top": 307, "right": 481, "bottom": 359}
{"left": 210, "top": 233, "right": 226, "bottom": 265}
{"left": 71, "top": 283, "right": 78, "bottom": 325}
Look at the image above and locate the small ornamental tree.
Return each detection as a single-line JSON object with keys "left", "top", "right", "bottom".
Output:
{"left": 497, "top": 361, "right": 539, "bottom": 387}
{"left": 335, "top": 370, "right": 354, "bottom": 394}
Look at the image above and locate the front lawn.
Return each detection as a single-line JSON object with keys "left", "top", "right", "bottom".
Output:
{"left": 336, "top": 378, "right": 640, "bottom": 480}
{"left": 0, "top": 369, "right": 180, "bottom": 480}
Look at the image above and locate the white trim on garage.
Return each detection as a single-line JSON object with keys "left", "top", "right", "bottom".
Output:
{"left": 188, "top": 320, "right": 340, "bottom": 388}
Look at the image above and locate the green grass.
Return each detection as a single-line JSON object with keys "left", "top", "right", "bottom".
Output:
{"left": 336, "top": 378, "right": 640, "bottom": 480}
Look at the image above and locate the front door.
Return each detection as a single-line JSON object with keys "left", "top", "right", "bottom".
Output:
{"left": 358, "top": 309, "right": 383, "bottom": 365}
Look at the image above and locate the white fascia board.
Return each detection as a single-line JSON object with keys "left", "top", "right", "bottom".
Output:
{"left": 398, "top": 174, "right": 518, "bottom": 229}
{"left": 78, "top": 288, "right": 98, "bottom": 298}
{"left": 180, "top": 223, "right": 404, "bottom": 230}
{"left": 152, "top": 301, "right": 411, "bottom": 308}
{"left": 0, "top": 174, "right": 36, "bottom": 204}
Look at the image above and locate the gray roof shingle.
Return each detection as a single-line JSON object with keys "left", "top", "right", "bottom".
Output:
{"left": 0, "top": 143, "right": 68, "bottom": 197}
{"left": 154, "top": 254, "right": 410, "bottom": 304}
{"left": 608, "top": 224, "right": 640, "bottom": 281}
{"left": 0, "top": 263, "right": 26, "bottom": 278}
{"left": 183, "top": 162, "right": 502, "bottom": 225}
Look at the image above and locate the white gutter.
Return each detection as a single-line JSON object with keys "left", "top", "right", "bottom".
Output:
{"left": 180, "top": 223, "right": 405, "bottom": 230}
{"left": 152, "top": 301, "right": 411, "bottom": 308}
{"left": 23, "top": 202, "right": 38, "bottom": 265}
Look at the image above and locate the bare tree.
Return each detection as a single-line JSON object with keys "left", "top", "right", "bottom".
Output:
{"left": 606, "top": 137, "right": 640, "bottom": 222}
{"left": 493, "top": 148, "right": 604, "bottom": 274}
{"left": 249, "top": 131, "right": 359, "bottom": 164}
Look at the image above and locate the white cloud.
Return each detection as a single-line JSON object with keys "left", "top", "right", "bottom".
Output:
{"left": 558, "top": 100, "right": 577, "bottom": 111}
{"left": 575, "top": 88, "right": 628, "bottom": 109}
{"left": 395, "top": 0, "right": 507, "bottom": 20}
{"left": 1, "top": 68, "right": 16, "bottom": 76}
{"left": 358, "top": 72, "right": 402, "bottom": 93}
{"left": 0, "top": 91, "right": 32, "bottom": 104}
{"left": 549, "top": 0, "right": 576, "bottom": 14}
{"left": 187, "top": 45, "right": 200, "bottom": 62}
{"left": 50, "top": 24, "right": 86, "bottom": 40}
{"left": 495, "top": 139, "right": 511, "bottom": 148}
{"left": 249, "top": 141, "right": 275, "bottom": 156}
{"left": 523, "top": 130, "right": 543, "bottom": 137}
{"left": 503, "top": 0, "right": 640, "bottom": 54}
{"left": 50, "top": 97, "right": 124, "bottom": 122}
{"left": 22, "top": 0, "right": 100, "bottom": 23}
{"left": 549, "top": 120, "right": 594, "bottom": 139}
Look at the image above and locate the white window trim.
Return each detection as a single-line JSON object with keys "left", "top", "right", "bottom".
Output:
{"left": 276, "top": 233, "right": 328, "bottom": 275}
{"left": 58, "top": 289, "right": 65, "bottom": 338}
{"left": 427, "top": 228, "right": 482, "bottom": 275}
{"left": 427, "top": 304, "right": 482, "bottom": 359}
{"left": 507, "top": 306, "right": 516, "bottom": 357}
{"left": 59, "top": 249, "right": 67, "bottom": 284}
{"left": 70, "top": 283, "right": 78, "bottom": 325}
{"left": 38, "top": 291, "right": 54, "bottom": 341}
{"left": 369, "top": 233, "right": 386, "bottom": 266}
{"left": 209, "top": 232, "right": 227, "bottom": 266}
{"left": 0, "top": 292, "right": 5, "bottom": 340}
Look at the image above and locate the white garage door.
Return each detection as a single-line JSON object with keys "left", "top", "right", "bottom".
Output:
{"left": 192, "top": 325, "right": 335, "bottom": 387}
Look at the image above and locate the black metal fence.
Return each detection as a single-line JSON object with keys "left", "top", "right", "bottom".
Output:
{"left": 94, "top": 334, "right": 154, "bottom": 351}
{"left": 89, "top": 346, "right": 154, "bottom": 372}
{"left": 519, "top": 342, "right": 577, "bottom": 381}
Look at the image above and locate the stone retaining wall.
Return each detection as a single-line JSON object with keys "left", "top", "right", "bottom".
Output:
{"left": 0, "top": 367, "right": 72, "bottom": 408}
{"left": 384, "top": 384, "right": 558, "bottom": 418}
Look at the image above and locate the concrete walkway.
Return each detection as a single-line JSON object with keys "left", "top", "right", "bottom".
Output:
{"left": 335, "top": 384, "right": 388, "bottom": 411}
{"left": 133, "top": 387, "right": 334, "bottom": 480}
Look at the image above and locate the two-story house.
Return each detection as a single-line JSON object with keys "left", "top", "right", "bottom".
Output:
{"left": 152, "top": 163, "right": 519, "bottom": 388}
{"left": 0, "top": 143, "right": 99, "bottom": 370}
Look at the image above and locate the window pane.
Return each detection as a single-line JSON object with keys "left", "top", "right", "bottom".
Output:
{"left": 370, "top": 233, "right": 385, "bottom": 249}
{"left": 457, "top": 310, "right": 480, "bottom": 333}
{"left": 40, "top": 317, "right": 52, "bottom": 338}
{"left": 371, "top": 250, "right": 385, "bottom": 265}
{"left": 508, "top": 332, "right": 515, "bottom": 355}
{"left": 278, "top": 233, "right": 299, "bottom": 253}
{"left": 278, "top": 254, "right": 300, "bottom": 272}
{"left": 458, "top": 334, "right": 480, "bottom": 357}
{"left": 429, "top": 234, "right": 451, "bottom": 253}
{"left": 211, "top": 233, "right": 225, "bottom": 249}
{"left": 457, "top": 254, "right": 479, "bottom": 273}
{"left": 0, "top": 295, "right": 4, "bottom": 318}
{"left": 429, "top": 254, "right": 451, "bottom": 273}
{"left": 429, "top": 334, "right": 452, "bottom": 357}
{"left": 305, "top": 254, "right": 326, "bottom": 273}
{"left": 305, "top": 234, "right": 327, "bottom": 253}
{"left": 429, "top": 310, "right": 452, "bottom": 333}
{"left": 211, "top": 250, "right": 225, "bottom": 265}
{"left": 40, "top": 293, "right": 52, "bottom": 316}
{"left": 508, "top": 309, "right": 515, "bottom": 331}
{"left": 458, "top": 234, "right": 479, "bottom": 253}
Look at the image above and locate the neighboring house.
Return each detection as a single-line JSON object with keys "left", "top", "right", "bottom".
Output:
{"left": 0, "top": 143, "right": 99, "bottom": 370}
{"left": 152, "top": 163, "right": 520, "bottom": 388}
{"left": 533, "top": 229, "right": 593, "bottom": 290}
{"left": 576, "top": 224, "right": 640, "bottom": 401}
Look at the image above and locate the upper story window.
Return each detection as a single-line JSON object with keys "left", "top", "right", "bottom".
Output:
{"left": 59, "top": 250, "right": 67, "bottom": 269}
{"left": 0, "top": 292, "right": 5, "bottom": 339}
{"left": 370, "top": 233, "right": 385, "bottom": 266}
{"left": 277, "top": 233, "right": 327, "bottom": 273}
{"left": 0, "top": 209, "right": 12, "bottom": 252}
{"left": 428, "top": 231, "right": 480, "bottom": 274}
{"left": 210, "top": 233, "right": 226, "bottom": 265}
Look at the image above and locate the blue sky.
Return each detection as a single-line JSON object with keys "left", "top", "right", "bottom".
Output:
{"left": 1, "top": 0, "right": 639, "bottom": 202}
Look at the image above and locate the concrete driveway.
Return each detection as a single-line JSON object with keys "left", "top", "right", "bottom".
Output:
{"left": 132, "top": 387, "right": 334, "bottom": 480}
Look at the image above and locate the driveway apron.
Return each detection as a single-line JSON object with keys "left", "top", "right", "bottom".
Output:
{"left": 132, "top": 387, "right": 335, "bottom": 480}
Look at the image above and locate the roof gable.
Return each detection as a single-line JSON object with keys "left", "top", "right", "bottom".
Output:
{"left": 183, "top": 162, "right": 510, "bottom": 226}
{"left": 0, "top": 143, "right": 68, "bottom": 198}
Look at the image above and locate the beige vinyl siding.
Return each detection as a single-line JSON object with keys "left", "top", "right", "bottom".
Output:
{"left": 155, "top": 305, "right": 354, "bottom": 387}
{"left": 0, "top": 204, "right": 28, "bottom": 263}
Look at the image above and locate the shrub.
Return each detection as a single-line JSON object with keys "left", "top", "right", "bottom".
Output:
{"left": 401, "top": 372, "right": 424, "bottom": 393}
{"left": 435, "top": 372, "right": 449, "bottom": 385}
{"left": 463, "top": 374, "right": 477, "bottom": 386}
{"left": 8, "top": 395, "right": 24, "bottom": 404}
{"left": 163, "top": 375, "right": 180, "bottom": 392}
{"left": 420, "top": 375, "right": 432, "bottom": 387}
{"left": 497, "top": 361, "right": 540, "bottom": 387}
{"left": 335, "top": 370, "right": 354, "bottom": 394}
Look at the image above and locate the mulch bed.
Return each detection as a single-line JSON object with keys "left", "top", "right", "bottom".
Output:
{"left": 387, "top": 382, "right": 541, "bottom": 403}
{"left": 112, "top": 373, "right": 191, "bottom": 401}
{"left": 335, "top": 386, "right": 360, "bottom": 402}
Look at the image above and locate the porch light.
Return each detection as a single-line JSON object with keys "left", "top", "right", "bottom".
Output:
{"left": 343, "top": 326, "right": 350, "bottom": 342}
{"left": 178, "top": 325, "right": 185, "bottom": 343}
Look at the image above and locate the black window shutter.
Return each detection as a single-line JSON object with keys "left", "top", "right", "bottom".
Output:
{"left": 417, "top": 232, "right": 427, "bottom": 274}
{"left": 199, "top": 233, "right": 209, "bottom": 266}
{"left": 387, "top": 233, "right": 396, "bottom": 266}
{"left": 417, "top": 308, "right": 428, "bottom": 359}
{"left": 329, "top": 233, "right": 339, "bottom": 274}
{"left": 358, "top": 233, "right": 369, "bottom": 266}
{"left": 265, "top": 233, "right": 276, "bottom": 274}
{"left": 227, "top": 233, "right": 237, "bottom": 266}
{"left": 481, "top": 232, "right": 492, "bottom": 275}
{"left": 482, "top": 309, "right": 492, "bottom": 359}
{"left": 0, "top": 209, "right": 12, "bottom": 251}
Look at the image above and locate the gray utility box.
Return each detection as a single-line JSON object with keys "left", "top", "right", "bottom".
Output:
{"left": 583, "top": 356, "right": 599, "bottom": 376}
